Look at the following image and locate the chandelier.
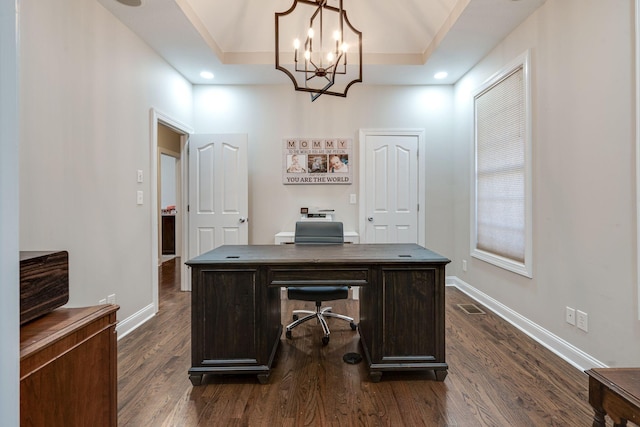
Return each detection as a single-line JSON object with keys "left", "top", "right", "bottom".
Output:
{"left": 275, "top": 0, "right": 363, "bottom": 102}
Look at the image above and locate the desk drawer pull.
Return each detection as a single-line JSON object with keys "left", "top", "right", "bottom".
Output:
{"left": 269, "top": 268, "right": 369, "bottom": 283}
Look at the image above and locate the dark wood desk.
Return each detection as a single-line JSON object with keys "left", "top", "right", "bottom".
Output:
{"left": 187, "top": 243, "right": 450, "bottom": 384}
{"left": 586, "top": 368, "right": 640, "bottom": 426}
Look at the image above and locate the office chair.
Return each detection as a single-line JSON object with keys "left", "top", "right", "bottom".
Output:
{"left": 285, "top": 221, "right": 357, "bottom": 345}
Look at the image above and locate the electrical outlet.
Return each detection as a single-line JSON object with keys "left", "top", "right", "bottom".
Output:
{"left": 107, "top": 294, "right": 116, "bottom": 304}
{"left": 577, "top": 310, "right": 588, "bottom": 332}
{"left": 99, "top": 298, "right": 107, "bottom": 305}
{"left": 137, "top": 169, "right": 144, "bottom": 183}
{"left": 565, "top": 307, "right": 576, "bottom": 325}
{"left": 136, "top": 190, "right": 144, "bottom": 205}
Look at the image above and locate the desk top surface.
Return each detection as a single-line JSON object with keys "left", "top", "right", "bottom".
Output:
{"left": 586, "top": 368, "right": 640, "bottom": 406}
{"left": 20, "top": 304, "right": 119, "bottom": 358}
{"left": 187, "top": 243, "right": 450, "bottom": 266}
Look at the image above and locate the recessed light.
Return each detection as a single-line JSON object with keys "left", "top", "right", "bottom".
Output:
{"left": 116, "top": 0, "right": 142, "bottom": 6}
{"left": 434, "top": 71, "right": 448, "bottom": 80}
{"left": 200, "top": 71, "right": 214, "bottom": 80}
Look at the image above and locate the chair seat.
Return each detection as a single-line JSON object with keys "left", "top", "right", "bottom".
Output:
{"left": 287, "top": 286, "right": 349, "bottom": 302}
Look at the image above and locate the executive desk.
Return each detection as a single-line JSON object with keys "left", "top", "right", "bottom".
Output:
{"left": 186, "top": 243, "right": 450, "bottom": 384}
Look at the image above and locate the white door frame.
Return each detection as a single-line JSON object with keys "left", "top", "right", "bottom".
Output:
{"left": 150, "top": 109, "right": 193, "bottom": 313}
{"left": 358, "top": 128, "right": 426, "bottom": 246}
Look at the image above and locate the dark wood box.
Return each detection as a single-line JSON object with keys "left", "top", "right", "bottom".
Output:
{"left": 20, "top": 251, "right": 69, "bottom": 325}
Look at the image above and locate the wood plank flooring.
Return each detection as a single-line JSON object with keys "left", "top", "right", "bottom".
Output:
{"left": 117, "top": 257, "right": 594, "bottom": 426}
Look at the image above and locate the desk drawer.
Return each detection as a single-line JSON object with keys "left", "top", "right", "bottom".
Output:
{"left": 268, "top": 268, "right": 369, "bottom": 287}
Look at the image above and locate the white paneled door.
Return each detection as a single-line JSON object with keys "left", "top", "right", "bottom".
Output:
{"left": 360, "top": 130, "right": 424, "bottom": 245}
{"left": 188, "top": 133, "right": 248, "bottom": 273}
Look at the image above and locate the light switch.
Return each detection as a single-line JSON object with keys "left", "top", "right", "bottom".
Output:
{"left": 349, "top": 194, "right": 357, "bottom": 204}
{"left": 137, "top": 190, "right": 144, "bottom": 205}
{"left": 137, "top": 170, "right": 144, "bottom": 183}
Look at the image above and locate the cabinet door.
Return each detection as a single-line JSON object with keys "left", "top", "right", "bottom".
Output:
{"left": 379, "top": 267, "right": 444, "bottom": 363}
{"left": 193, "top": 268, "right": 258, "bottom": 363}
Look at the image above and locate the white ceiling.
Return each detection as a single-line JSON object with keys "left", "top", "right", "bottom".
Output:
{"left": 96, "top": 0, "right": 545, "bottom": 86}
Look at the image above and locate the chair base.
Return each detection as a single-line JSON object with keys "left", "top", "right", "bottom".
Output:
{"left": 285, "top": 305, "right": 357, "bottom": 345}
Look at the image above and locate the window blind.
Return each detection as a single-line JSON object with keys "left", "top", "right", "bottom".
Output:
{"left": 475, "top": 67, "right": 525, "bottom": 263}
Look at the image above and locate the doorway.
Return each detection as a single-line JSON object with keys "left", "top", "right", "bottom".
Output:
{"left": 157, "top": 125, "right": 182, "bottom": 265}
{"left": 150, "top": 110, "right": 192, "bottom": 315}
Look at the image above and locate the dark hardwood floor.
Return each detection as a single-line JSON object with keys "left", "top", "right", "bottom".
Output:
{"left": 117, "top": 257, "right": 593, "bottom": 426}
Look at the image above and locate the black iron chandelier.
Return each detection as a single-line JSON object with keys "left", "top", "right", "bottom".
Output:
{"left": 275, "top": 0, "right": 363, "bottom": 102}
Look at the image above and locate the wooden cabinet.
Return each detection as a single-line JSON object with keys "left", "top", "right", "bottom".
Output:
{"left": 189, "top": 265, "right": 282, "bottom": 385}
{"left": 187, "top": 244, "right": 449, "bottom": 384}
{"left": 359, "top": 266, "right": 447, "bottom": 381}
{"left": 20, "top": 304, "right": 119, "bottom": 427}
{"left": 162, "top": 215, "right": 176, "bottom": 255}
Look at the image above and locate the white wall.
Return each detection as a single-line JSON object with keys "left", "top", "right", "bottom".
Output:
{"left": 14, "top": 0, "right": 635, "bottom": 400}
{"left": 14, "top": 2, "right": 457, "bottom": 400}
{"left": 19, "top": 0, "right": 193, "bottom": 324}
{"left": 161, "top": 154, "right": 177, "bottom": 209}
{"left": 0, "top": 0, "right": 20, "bottom": 423}
{"left": 193, "top": 84, "right": 455, "bottom": 258}
{"left": 453, "top": 0, "right": 640, "bottom": 366}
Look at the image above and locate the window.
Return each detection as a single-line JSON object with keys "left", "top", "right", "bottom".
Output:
{"left": 472, "top": 51, "right": 532, "bottom": 278}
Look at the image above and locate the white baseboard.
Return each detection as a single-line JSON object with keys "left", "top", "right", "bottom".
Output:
{"left": 446, "top": 276, "right": 607, "bottom": 372}
{"left": 116, "top": 303, "right": 156, "bottom": 340}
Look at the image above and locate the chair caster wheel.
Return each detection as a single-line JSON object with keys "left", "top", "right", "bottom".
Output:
{"left": 286, "top": 330, "right": 292, "bottom": 339}
{"left": 292, "top": 314, "right": 299, "bottom": 321}
{"left": 322, "top": 336, "right": 329, "bottom": 346}
{"left": 350, "top": 322, "right": 357, "bottom": 331}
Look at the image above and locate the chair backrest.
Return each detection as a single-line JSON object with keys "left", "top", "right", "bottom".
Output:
{"left": 294, "top": 221, "right": 344, "bottom": 245}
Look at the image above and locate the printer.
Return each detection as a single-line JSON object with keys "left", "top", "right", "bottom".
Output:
{"left": 300, "top": 207, "right": 334, "bottom": 222}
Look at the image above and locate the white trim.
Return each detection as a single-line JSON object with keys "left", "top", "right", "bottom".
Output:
{"left": 115, "top": 303, "right": 156, "bottom": 340}
{"left": 159, "top": 146, "right": 180, "bottom": 159}
{"left": 470, "top": 50, "right": 533, "bottom": 278}
{"left": 150, "top": 109, "right": 193, "bottom": 314}
{"left": 358, "top": 128, "right": 426, "bottom": 246}
{"left": 472, "top": 249, "right": 530, "bottom": 278}
{"left": 0, "top": 0, "right": 20, "bottom": 423}
{"left": 446, "top": 276, "right": 607, "bottom": 372}
{"left": 635, "top": 0, "right": 640, "bottom": 319}
{"left": 180, "top": 135, "right": 191, "bottom": 291}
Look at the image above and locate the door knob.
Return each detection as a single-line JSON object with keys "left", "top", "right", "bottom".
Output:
{"left": 239, "top": 217, "right": 248, "bottom": 223}
{"left": 367, "top": 217, "right": 373, "bottom": 222}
